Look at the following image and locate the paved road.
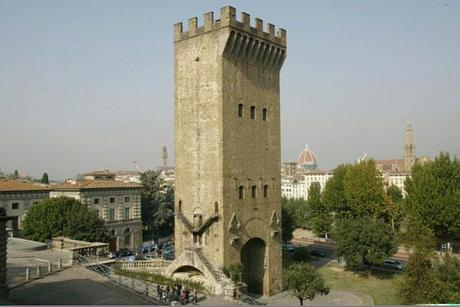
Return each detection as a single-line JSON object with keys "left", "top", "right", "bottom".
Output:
{"left": 9, "top": 267, "right": 151, "bottom": 305}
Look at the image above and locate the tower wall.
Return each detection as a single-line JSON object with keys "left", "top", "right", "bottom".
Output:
{"left": 174, "top": 7, "right": 286, "bottom": 296}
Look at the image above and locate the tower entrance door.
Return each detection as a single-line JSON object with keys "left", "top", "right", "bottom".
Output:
{"left": 240, "top": 238, "right": 266, "bottom": 295}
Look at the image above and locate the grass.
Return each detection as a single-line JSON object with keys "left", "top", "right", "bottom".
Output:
{"left": 317, "top": 261, "right": 402, "bottom": 305}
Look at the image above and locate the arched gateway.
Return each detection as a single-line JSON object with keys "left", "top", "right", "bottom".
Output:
{"left": 241, "top": 238, "right": 266, "bottom": 294}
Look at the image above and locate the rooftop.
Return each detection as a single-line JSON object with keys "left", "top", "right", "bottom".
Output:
{"left": 0, "top": 180, "right": 52, "bottom": 192}
{"left": 53, "top": 180, "right": 142, "bottom": 191}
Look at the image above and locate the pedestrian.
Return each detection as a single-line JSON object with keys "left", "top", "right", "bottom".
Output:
{"left": 193, "top": 288, "right": 198, "bottom": 305}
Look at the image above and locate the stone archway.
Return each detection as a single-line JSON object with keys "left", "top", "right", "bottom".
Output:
{"left": 240, "top": 237, "right": 266, "bottom": 295}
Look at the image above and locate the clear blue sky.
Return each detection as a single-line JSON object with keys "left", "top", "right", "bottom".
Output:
{"left": 1, "top": 0, "right": 459, "bottom": 180}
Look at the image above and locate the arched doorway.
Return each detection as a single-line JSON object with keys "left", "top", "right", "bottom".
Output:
{"left": 240, "top": 238, "right": 266, "bottom": 294}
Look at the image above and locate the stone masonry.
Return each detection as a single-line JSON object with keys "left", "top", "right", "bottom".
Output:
{"left": 168, "top": 6, "right": 286, "bottom": 296}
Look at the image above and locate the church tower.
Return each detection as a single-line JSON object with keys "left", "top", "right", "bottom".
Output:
{"left": 404, "top": 122, "right": 416, "bottom": 171}
{"left": 168, "top": 7, "right": 286, "bottom": 296}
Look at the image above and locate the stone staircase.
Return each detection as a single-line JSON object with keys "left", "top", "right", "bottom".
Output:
{"left": 194, "top": 248, "right": 222, "bottom": 281}
{"left": 176, "top": 213, "right": 194, "bottom": 232}
{"left": 176, "top": 213, "right": 219, "bottom": 234}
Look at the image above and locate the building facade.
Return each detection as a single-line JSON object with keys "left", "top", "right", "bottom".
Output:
{"left": 0, "top": 180, "right": 51, "bottom": 234}
{"left": 169, "top": 6, "right": 286, "bottom": 296}
{"left": 50, "top": 180, "right": 143, "bottom": 252}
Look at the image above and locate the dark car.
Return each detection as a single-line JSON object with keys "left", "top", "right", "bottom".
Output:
{"left": 382, "top": 260, "right": 404, "bottom": 271}
{"left": 309, "top": 249, "right": 326, "bottom": 257}
{"left": 282, "top": 243, "right": 297, "bottom": 252}
{"left": 118, "top": 248, "right": 133, "bottom": 257}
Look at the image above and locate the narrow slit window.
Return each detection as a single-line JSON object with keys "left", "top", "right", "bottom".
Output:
{"left": 250, "top": 106, "right": 256, "bottom": 119}
{"left": 263, "top": 185, "right": 268, "bottom": 198}
{"left": 239, "top": 186, "right": 244, "bottom": 199}
{"left": 251, "top": 185, "right": 257, "bottom": 199}
{"left": 263, "top": 108, "right": 267, "bottom": 121}
{"left": 238, "top": 104, "right": 244, "bottom": 117}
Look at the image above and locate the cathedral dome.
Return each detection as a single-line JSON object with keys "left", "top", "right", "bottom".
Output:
{"left": 297, "top": 145, "right": 319, "bottom": 171}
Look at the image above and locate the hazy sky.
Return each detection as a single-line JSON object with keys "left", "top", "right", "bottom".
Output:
{"left": 1, "top": 0, "right": 459, "bottom": 180}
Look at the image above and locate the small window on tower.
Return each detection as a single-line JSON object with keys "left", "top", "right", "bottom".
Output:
{"left": 250, "top": 106, "right": 256, "bottom": 119}
{"left": 263, "top": 108, "right": 267, "bottom": 121}
{"left": 263, "top": 185, "right": 269, "bottom": 198}
{"left": 238, "top": 104, "right": 243, "bottom": 117}
{"left": 251, "top": 185, "right": 257, "bottom": 199}
{"left": 239, "top": 186, "right": 244, "bottom": 199}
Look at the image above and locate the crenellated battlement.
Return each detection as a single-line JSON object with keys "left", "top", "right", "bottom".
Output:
{"left": 174, "top": 6, "right": 286, "bottom": 47}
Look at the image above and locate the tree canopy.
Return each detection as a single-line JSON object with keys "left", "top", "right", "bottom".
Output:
{"left": 322, "top": 164, "right": 350, "bottom": 220}
{"left": 140, "top": 170, "right": 175, "bottom": 240}
{"left": 404, "top": 152, "right": 460, "bottom": 239}
{"left": 344, "top": 159, "right": 386, "bottom": 219}
{"left": 40, "top": 172, "right": 49, "bottom": 184}
{"left": 284, "top": 262, "right": 329, "bottom": 305}
{"left": 22, "top": 196, "right": 108, "bottom": 242}
{"left": 398, "top": 251, "right": 451, "bottom": 304}
{"left": 307, "top": 182, "right": 332, "bottom": 237}
{"left": 333, "top": 217, "right": 397, "bottom": 269}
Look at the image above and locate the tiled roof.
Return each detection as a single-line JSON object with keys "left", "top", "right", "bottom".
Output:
{"left": 0, "top": 180, "right": 52, "bottom": 192}
{"left": 84, "top": 170, "right": 115, "bottom": 176}
{"left": 53, "top": 180, "right": 142, "bottom": 191}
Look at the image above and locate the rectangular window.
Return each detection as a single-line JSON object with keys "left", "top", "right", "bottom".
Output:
{"left": 263, "top": 108, "right": 267, "bottom": 121}
{"left": 263, "top": 185, "right": 269, "bottom": 198}
{"left": 123, "top": 208, "right": 130, "bottom": 219}
{"left": 238, "top": 103, "right": 243, "bottom": 117}
{"left": 239, "top": 186, "right": 244, "bottom": 199}
{"left": 250, "top": 106, "right": 256, "bottom": 119}
{"left": 109, "top": 208, "right": 115, "bottom": 221}
{"left": 12, "top": 203, "right": 19, "bottom": 210}
{"left": 93, "top": 198, "right": 99, "bottom": 205}
{"left": 124, "top": 196, "right": 130, "bottom": 203}
{"left": 95, "top": 209, "right": 100, "bottom": 218}
{"left": 251, "top": 185, "right": 257, "bottom": 199}
{"left": 109, "top": 197, "right": 115, "bottom": 204}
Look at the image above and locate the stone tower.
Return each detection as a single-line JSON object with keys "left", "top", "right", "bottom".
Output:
{"left": 161, "top": 146, "right": 168, "bottom": 168}
{"left": 404, "top": 122, "right": 416, "bottom": 171}
{"left": 168, "top": 6, "right": 286, "bottom": 296}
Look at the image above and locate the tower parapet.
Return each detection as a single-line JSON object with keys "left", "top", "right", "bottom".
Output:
{"left": 174, "top": 6, "right": 287, "bottom": 48}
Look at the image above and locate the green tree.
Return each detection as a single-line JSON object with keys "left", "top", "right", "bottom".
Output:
{"left": 344, "top": 159, "right": 386, "bottom": 219}
{"left": 385, "top": 185, "right": 404, "bottom": 229}
{"left": 333, "top": 217, "right": 397, "bottom": 269}
{"left": 399, "top": 216, "right": 436, "bottom": 255}
{"left": 307, "top": 182, "right": 332, "bottom": 238}
{"left": 433, "top": 254, "right": 460, "bottom": 302}
{"left": 283, "top": 198, "right": 309, "bottom": 229}
{"left": 22, "top": 197, "right": 107, "bottom": 242}
{"left": 12, "top": 170, "right": 19, "bottom": 179}
{"left": 398, "top": 251, "right": 451, "bottom": 304}
{"left": 140, "top": 170, "right": 175, "bottom": 241}
{"left": 405, "top": 152, "right": 460, "bottom": 239}
{"left": 284, "top": 262, "right": 329, "bottom": 305}
{"left": 322, "top": 164, "right": 350, "bottom": 220}
{"left": 282, "top": 206, "right": 295, "bottom": 243}
{"left": 223, "top": 264, "right": 242, "bottom": 303}
{"left": 40, "top": 172, "right": 49, "bottom": 184}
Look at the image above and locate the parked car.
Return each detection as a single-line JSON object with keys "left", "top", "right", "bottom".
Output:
{"left": 309, "top": 249, "right": 326, "bottom": 258}
{"left": 107, "top": 251, "right": 117, "bottom": 259}
{"left": 382, "top": 260, "right": 404, "bottom": 271}
{"left": 282, "top": 243, "right": 297, "bottom": 252}
{"left": 118, "top": 248, "right": 133, "bottom": 257}
{"left": 144, "top": 254, "right": 156, "bottom": 260}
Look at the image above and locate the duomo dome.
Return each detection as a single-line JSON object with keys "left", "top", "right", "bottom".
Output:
{"left": 297, "top": 145, "right": 319, "bottom": 171}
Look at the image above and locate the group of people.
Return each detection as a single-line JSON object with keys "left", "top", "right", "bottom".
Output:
{"left": 156, "top": 283, "right": 199, "bottom": 305}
